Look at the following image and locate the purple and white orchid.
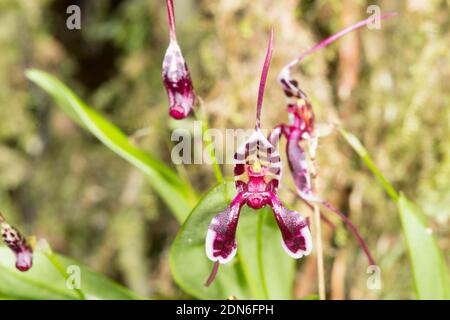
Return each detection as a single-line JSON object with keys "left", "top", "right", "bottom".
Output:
{"left": 270, "top": 13, "right": 398, "bottom": 267}
{"left": 205, "top": 28, "right": 313, "bottom": 286}
{"left": 162, "top": 0, "right": 195, "bottom": 119}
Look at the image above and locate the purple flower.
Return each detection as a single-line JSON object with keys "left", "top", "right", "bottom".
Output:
{"left": 162, "top": 0, "right": 195, "bottom": 119}
{"left": 205, "top": 28, "right": 312, "bottom": 286}
{"left": 269, "top": 14, "right": 399, "bottom": 267}
{"left": 0, "top": 216, "right": 33, "bottom": 271}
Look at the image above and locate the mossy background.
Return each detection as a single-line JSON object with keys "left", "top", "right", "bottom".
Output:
{"left": 0, "top": 0, "right": 448, "bottom": 299}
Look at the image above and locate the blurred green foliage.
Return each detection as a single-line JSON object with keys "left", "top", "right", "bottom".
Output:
{"left": 0, "top": 0, "right": 448, "bottom": 299}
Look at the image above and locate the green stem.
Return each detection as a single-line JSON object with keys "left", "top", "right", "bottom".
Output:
{"left": 257, "top": 211, "right": 269, "bottom": 299}
{"left": 42, "top": 247, "right": 86, "bottom": 300}
{"left": 194, "top": 98, "right": 224, "bottom": 184}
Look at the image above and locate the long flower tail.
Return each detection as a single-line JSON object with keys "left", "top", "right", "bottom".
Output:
{"left": 204, "top": 261, "right": 220, "bottom": 287}
{"left": 255, "top": 27, "right": 274, "bottom": 130}
{"left": 319, "top": 200, "right": 376, "bottom": 266}
{"left": 287, "top": 131, "right": 376, "bottom": 265}
{"left": 278, "top": 12, "right": 398, "bottom": 96}
{"left": 285, "top": 12, "right": 398, "bottom": 71}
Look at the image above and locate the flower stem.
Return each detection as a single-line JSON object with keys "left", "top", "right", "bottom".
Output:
{"left": 312, "top": 195, "right": 326, "bottom": 300}
{"left": 194, "top": 97, "right": 224, "bottom": 184}
{"left": 257, "top": 211, "right": 269, "bottom": 299}
{"left": 165, "top": 0, "right": 177, "bottom": 42}
{"left": 309, "top": 140, "right": 326, "bottom": 300}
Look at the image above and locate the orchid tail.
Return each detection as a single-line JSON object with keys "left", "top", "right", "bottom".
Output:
{"left": 204, "top": 261, "right": 220, "bottom": 287}
{"left": 284, "top": 12, "right": 398, "bottom": 71}
{"left": 319, "top": 200, "right": 376, "bottom": 266}
{"left": 256, "top": 27, "right": 274, "bottom": 130}
{"left": 279, "top": 12, "right": 398, "bottom": 95}
{"left": 205, "top": 27, "right": 312, "bottom": 287}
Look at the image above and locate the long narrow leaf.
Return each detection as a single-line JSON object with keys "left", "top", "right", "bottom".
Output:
{"left": 339, "top": 128, "right": 398, "bottom": 201}
{"left": 26, "top": 69, "right": 196, "bottom": 221}
{"left": 398, "top": 195, "right": 450, "bottom": 299}
{"left": 339, "top": 128, "right": 449, "bottom": 299}
{"left": 0, "top": 246, "right": 142, "bottom": 300}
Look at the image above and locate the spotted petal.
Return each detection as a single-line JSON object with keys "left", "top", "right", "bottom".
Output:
{"left": 1, "top": 220, "right": 33, "bottom": 271}
{"left": 205, "top": 192, "right": 246, "bottom": 264}
{"left": 269, "top": 193, "right": 312, "bottom": 258}
{"left": 234, "top": 129, "right": 282, "bottom": 193}
{"left": 286, "top": 129, "right": 319, "bottom": 202}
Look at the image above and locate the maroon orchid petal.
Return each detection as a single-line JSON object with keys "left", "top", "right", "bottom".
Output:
{"left": 15, "top": 245, "right": 33, "bottom": 271}
{"left": 268, "top": 124, "right": 289, "bottom": 149}
{"left": 0, "top": 219, "right": 33, "bottom": 271}
{"left": 205, "top": 192, "right": 247, "bottom": 264}
{"left": 233, "top": 29, "right": 281, "bottom": 195}
{"left": 286, "top": 129, "right": 319, "bottom": 202}
{"left": 269, "top": 193, "right": 312, "bottom": 258}
{"left": 162, "top": 0, "right": 195, "bottom": 119}
{"left": 204, "top": 28, "right": 315, "bottom": 286}
{"left": 234, "top": 129, "right": 282, "bottom": 195}
{"left": 286, "top": 131, "right": 376, "bottom": 265}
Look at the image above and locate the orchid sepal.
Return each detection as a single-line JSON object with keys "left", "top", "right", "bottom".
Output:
{"left": 205, "top": 192, "right": 246, "bottom": 264}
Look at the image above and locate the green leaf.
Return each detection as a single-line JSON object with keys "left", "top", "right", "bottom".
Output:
{"left": 398, "top": 195, "right": 450, "bottom": 299}
{"left": 338, "top": 128, "right": 398, "bottom": 201}
{"left": 170, "top": 181, "right": 295, "bottom": 299}
{"left": 339, "top": 128, "right": 450, "bottom": 300}
{"left": 26, "top": 69, "right": 196, "bottom": 222}
{"left": 0, "top": 246, "right": 142, "bottom": 300}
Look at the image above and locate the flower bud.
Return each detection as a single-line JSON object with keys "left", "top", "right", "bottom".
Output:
{"left": 162, "top": 0, "right": 195, "bottom": 119}
{"left": 162, "top": 41, "right": 195, "bottom": 119}
{"left": 0, "top": 218, "right": 33, "bottom": 271}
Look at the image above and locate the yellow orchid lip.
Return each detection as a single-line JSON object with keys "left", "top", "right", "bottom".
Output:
{"left": 251, "top": 160, "right": 262, "bottom": 173}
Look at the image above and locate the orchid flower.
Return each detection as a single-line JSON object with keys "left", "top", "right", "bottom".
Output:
{"left": 270, "top": 13, "right": 398, "bottom": 266}
{"left": 0, "top": 213, "right": 33, "bottom": 271}
{"left": 205, "top": 28, "right": 312, "bottom": 287}
{"left": 162, "top": 0, "right": 195, "bottom": 119}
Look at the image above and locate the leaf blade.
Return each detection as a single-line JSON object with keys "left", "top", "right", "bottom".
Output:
{"left": 0, "top": 247, "right": 142, "bottom": 300}
{"left": 339, "top": 128, "right": 450, "bottom": 299}
{"left": 398, "top": 195, "right": 450, "bottom": 299}
{"left": 26, "top": 69, "right": 196, "bottom": 221}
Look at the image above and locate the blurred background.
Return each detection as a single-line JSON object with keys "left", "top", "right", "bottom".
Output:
{"left": 0, "top": 0, "right": 449, "bottom": 299}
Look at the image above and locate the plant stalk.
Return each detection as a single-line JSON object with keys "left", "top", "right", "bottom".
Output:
{"left": 194, "top": 97, "right": 224, "bottom": 184}
{"left": 310, "top": 140, "right": 326, "bottom": 300}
